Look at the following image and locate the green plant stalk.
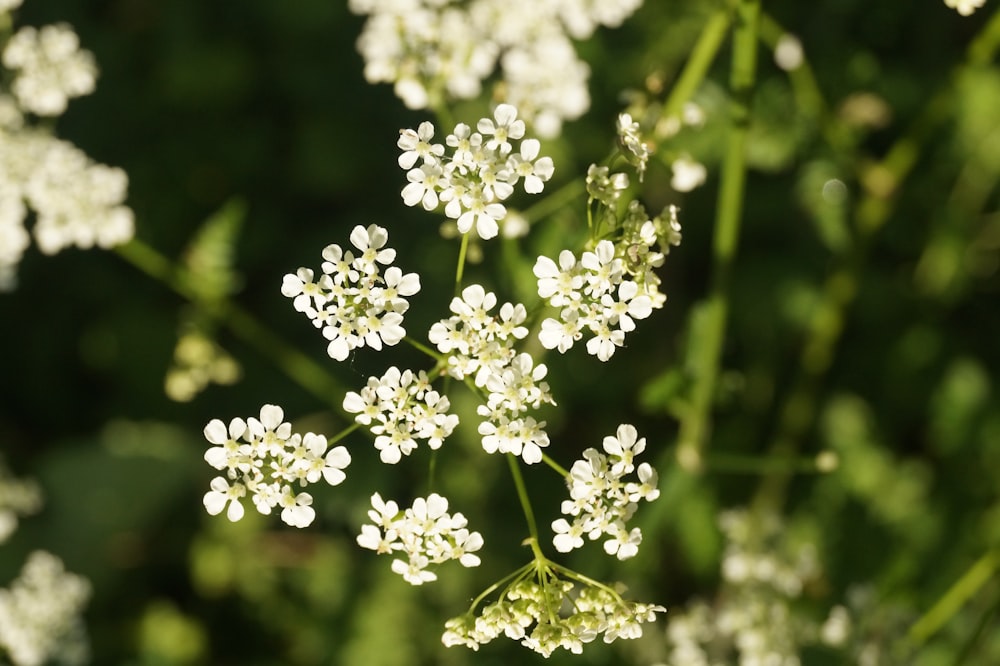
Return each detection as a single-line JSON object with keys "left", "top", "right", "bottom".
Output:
{"left": 454, "top": 231, "right": 470, "bottom": 295}
{"left": 661, "top": 7, "right": 733, "bottom": 121}
{"left": 520, "top": 179, "right": 586, "bottom": 225}
{"left": 906, "top": 548, "right": 1000, "bottom": 648}
{"left": 507, "top": 453, "right": 539, "bottom": 543}
{"left": 676, "top": 0, "right": 760, "bottom": 467}
{"left": 115, "top": 239, "right": 348, "bottom": 408}
{"left": 541, "top": 453, "right": 570, "bottom": 477}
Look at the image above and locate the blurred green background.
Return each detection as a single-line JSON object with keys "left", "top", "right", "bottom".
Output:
{"left": 1, "top": 0, "right": 999, "bottom": 664}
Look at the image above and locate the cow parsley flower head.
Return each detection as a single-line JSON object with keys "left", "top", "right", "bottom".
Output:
{"left": 0, "top": 551, "right": 91, "bottom": 666}
{"left": 0, "top": 17, "right": 134, "bottom": 291}
{"left": 397, "top": 107, "right": 553, "bottom": 240}
{"left": 281, "top": 224, "right": 420, "bottom": 360}
{"left": 443, "top": 563, "right": 664, "bottom": 656}
{"left": 202, "top": 404, "right": 351, "bottom": 527}
{"left": 551, "top": 424, "right": 659, "bottom": 558}
{"left": 357, "top": 492, "right": 484, "bottom": 585}
{"left": 343, "top": 366, "right": 459, "bottom": 464}
{"left": 2, "top": 23, "right": 97, "bottom": 116}
{"left": 350, "top": 0, "right": 642, "bottom": 137}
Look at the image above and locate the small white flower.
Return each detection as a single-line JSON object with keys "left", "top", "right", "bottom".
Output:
{"left": 203, "top": 477, "right": 246, "bottom": 522}
{"left": 945, "top": 0, "right": 986, "bottom": 16}
{"left": 670, "top": 155, "right": 707, "bottom": 192}
{"left": 477, "top": 103, "right": 525, "bottom": 154}
{"left": 279, "top": 488, "right": 316, "bottom": 527}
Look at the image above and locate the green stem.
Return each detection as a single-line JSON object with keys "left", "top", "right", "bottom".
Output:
{"left": 661, "top": 6, "right": 733, "bottom": 121}
{"left": 507, "top": 453, "right": 539, "bottom": 542}
{"left": 519, "top": 179, "right": 586, "bottom": 225}
{"left": 327, "top": 422, "right": 362, "bottom": 446}
{"left": 906, "top": 548, "right": 1000, "bottom": 648}
{"left": 454, "top": 232, "right": 470, "bottom": 296}
{"left": 541, "top": 453, "right": 570, "bottom": 478}
{"left": 403, "top": 335, "right": 443, "bottom": 361}
{"left": 676, "top": 0, "right": 760, "bottom": 467}
{"left": 115, "top": 239, "right": 348, "bottom": 408}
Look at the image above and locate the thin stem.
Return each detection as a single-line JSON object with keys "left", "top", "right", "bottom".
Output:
{"left": 906, "top": 548, "right": 1000, "bottom": 648}
{"left": 541, "top": 453, "right": 570, "bottom": 478}
{"left": 403, "top": 335, "right": 443, "bottom": 362}
{"left": 115, "top": 239, "right": 348, "bottom": 408}
{"left": 454, "top": 232, "right": 470, "bottom": 295}
{"left": 676, "top": 0, "right": 760, "bottom": 467}
{"left": 520, "top": 179, "right": 586, "bottom": 225}
{"left": 464, "top": 561, "right": 535, "bottom": 613}
{"left": 507, "top": 453, "right": 539, "bottom": 542}
{"left": 327, "top": 422, "right": 362, "bottom": 446}
{"left": 661, "top": 6, "right": 733, "bottom": 121}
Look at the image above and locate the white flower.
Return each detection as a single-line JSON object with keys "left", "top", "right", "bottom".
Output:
{"left": 671, "top": 155, "right": 707, "bottom": 192}
{"left": 358, "top": 492, "right": 483, "bottom": 584}
{"left": 505, "top": 138, "right": 554, "bottom": 193}
{"left": 0, "top": 551, "right": 91, "bottom": 666}
{"left": 477, "top": 103, "right": 525, "bottom": 154}
{"left": 551, "top": 425, "right": 659, "bottom": 558}
{"left": 402, "top": 162, "right": 444, "bottom": 210}
{"left": 2, "top": 24, "right": 97, "bottom": 116}
{"left": 603, "top": 525, "right": 642, "bottom": 560}
{"left": 945, "top": 0, "right": 986, "bottom": 15}
{"left": 283, "top": 225, "right": 419, "bottom": 360}
{"left": 278, "top": 488, "right": 316, "bottom": 527}
{"left": 201, "top": 404, "right": 352, "bottom": 527}
{"left": 602, "top": 423, "right": 645, "bottom": 476}
{"left": 397, "top": 121, "right": 444, "bottom": 169}
{"left": 552, "top": 518, "right": 585, "bottom": 552}
{"left": 203, "top": 477, "right": 246, "bottom": 522}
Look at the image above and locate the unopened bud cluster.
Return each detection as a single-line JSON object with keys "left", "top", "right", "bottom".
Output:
{"left": 443, "top": 565, "right": 664, "bottom": 657}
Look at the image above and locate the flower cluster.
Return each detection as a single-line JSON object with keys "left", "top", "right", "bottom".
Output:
{"left": 534, "top": 240, "right": 654, "bottom": 361}
{"left": 349, "top": 0, "right": 643, "bottom": 137}
{"left": 164, "top": 328, "right": 241, "bottom": 402}
{"left": 617, "top": 112, "right": 651, "bottom": 180}
{"left": 0, "top": 551, "right": 91, "bottom": 666}
{"left": 428, "top": 284, "right": 555, "bottom": 463}
{"left": 0, "top": 13, "right": 134, "bottom": 290}
{"left": 2, "top": 23, "right": 96, "bottom": 117}
{"left": 398, "top": 105, "right": 553, "bottom": 240}
{"left": 551, "top": 424, "right": 659, "bottom": 559}
{"left": 343, "top": 366, "right": 459, "bottom": 464}
{"left": 443, "top": 567, "right": 665, "bottom": 657}
{"left": 202, "top": 404, "right": 351, "bottom": 528}
{"left": 357, "top": 492, "right": 483, "bottom": 585}
{"left": 281, "top": 224, "right": 420, "bottom": 361}
{"left": 662, "top": 509, "right": 847, "bottom": 666}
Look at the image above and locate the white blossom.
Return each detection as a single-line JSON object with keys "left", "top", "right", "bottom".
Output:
{"left": 201, "top": 404, "right": 351, "bottom": 528}
{"left": 357, "top": 492, "right": 483, "bottom": 585}
{"left": 281, "top": 224, "right": 420, "bottom": 360}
